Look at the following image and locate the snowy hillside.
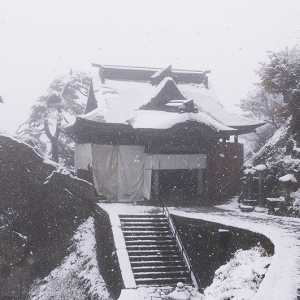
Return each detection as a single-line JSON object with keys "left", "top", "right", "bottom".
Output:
{"left": 28, "top": 217, "right": 112, "bottom": 300}
{"left": 246, "top": 116, "right": 300, "bottom": 215}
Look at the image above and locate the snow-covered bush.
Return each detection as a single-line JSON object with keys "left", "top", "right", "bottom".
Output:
{"left": 203, "top": 247, "right": 271, "bottom": 300}
{"left": 289, "top": 189, "right": 300, "bottom": 215}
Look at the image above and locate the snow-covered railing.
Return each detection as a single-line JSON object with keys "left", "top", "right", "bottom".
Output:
{"left": 162, "top": 200, "right": 200, "bottom": 290}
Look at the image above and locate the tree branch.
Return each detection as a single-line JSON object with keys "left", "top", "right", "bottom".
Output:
{"left": 15, "top": 120, "right": 30, "bottom": 134}
{"left": 68, "top": 84, "right": 88, "bottom": 97}
{"left": 44, "top": 120, "right": 55, "bottom": 142}
{"left": 54, "top": 121, "right": 61, "bottom": 139}
{"left": 61, "top": 94, "right": 85, "bottom": 110}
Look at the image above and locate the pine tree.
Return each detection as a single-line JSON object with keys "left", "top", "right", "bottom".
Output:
{"left": 17, "top": 70, "right": 90, "bottom": 165}
{"left": 256, "top": 47, "right": 300, "bottom": 135}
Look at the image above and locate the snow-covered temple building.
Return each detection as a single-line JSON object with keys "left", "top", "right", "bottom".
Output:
{"left": 65, "top": 64, "right": 264, "bottom": 204}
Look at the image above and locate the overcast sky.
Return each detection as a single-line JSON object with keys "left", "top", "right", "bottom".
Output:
{"left": 0, "top": 0, "right": 299, "bottom": 134}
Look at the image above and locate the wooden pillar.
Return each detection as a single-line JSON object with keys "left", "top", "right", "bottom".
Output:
{"left": 258, "top": 170, "right": 264, "bottom": 207}
{"left": 197, "top": 169, "right": 204, "bottom": 196}
{"left": 285, "top": 184, "right": 291, "bottom": 204}
{"left": 153, "top": 170, "right": 160, "bottom": 198}
{"left": 247, "top": 173, "right": 254, "bottom": 199}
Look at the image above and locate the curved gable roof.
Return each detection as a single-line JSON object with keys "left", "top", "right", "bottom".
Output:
{"left": 66, "top": 65, "right": 264, "bottom": 136}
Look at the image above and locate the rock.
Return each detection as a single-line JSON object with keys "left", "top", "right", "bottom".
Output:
{"left": 0, "top": 135, "right": 95, "bottom": 299}
{"left": 286, "top": 140, "right": 294, "bottom": 155}
{"left": 167, "top": 282, "right": 191, "bottom": 300}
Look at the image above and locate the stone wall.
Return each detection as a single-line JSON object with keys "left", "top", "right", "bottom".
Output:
{"left": 172, "top": 214, "right": 274, "bottom": 290}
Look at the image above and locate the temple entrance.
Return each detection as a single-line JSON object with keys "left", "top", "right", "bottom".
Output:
{"left": 152, "top": 169, "right": 205, "bottom": 203}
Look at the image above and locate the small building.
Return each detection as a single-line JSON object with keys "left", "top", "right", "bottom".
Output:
{"left": 65, "top": 64, "right": 264, "bottom": 204}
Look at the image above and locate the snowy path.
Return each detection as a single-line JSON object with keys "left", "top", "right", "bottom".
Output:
{"left": 100, "top": 201, "right": 300, "bottom": 299}
{"left": 170, "top": 199, "right": 300, "bottom": 300}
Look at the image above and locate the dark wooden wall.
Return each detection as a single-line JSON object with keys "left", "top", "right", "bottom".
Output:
{"left": 206, "top": 142, "right": 244, "bottom": 201}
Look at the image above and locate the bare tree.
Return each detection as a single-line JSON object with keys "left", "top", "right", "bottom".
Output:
{"left": 238, "top": 88, "right": 289, "bottom": 130}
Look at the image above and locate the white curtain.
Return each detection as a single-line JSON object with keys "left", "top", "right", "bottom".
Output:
{"left": 91, "top": 145, "right": 146, "bottom": 202}
{"left": 74, "top": 144, "right": 93, "bottom": 170}
{"left": 143, "top": 154, "right": 152, "bottom": 200}
{"left": 88, "top": 145, "right": 206, "bottom": 202}
{"left": 117, "top": 146, "right": 145, "bottom": 202}
{"left": 92, "top": 145, "right": 118, "bottom": 200}
{"left": 151, "top": 154, "right": 206, "bottom": 170}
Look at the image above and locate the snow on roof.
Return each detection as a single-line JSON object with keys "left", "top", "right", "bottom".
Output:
{"left": 82, "top": 76, "right": 153, "bottom": 124}
{"left": 179, "top": 82, "right": 265, "bottom": 128}
{"left": 76, "top": 70, "right": 263, "bottom": 133}
{"left": 132, "top": 110, "right": 236, "bottom": 132}
{"left": 149, "top": 76, "right": 184, "bottom": 100}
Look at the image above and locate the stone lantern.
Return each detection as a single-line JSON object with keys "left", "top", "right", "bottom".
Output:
{"left": 254, "top": 164, "right": 267, "bottom": 207}
{"left": 243, "top": 165, "right": 256, "bottom": 200}
{"left": 279, "top": 174, "right": 297, "bottom": 205}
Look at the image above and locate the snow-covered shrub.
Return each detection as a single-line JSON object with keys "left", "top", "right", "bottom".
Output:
{"left": 203, "top": 247, "right": 271, "bottom": 300}
{"left": 288, "top": 189, "right": 300, "bottom": 215}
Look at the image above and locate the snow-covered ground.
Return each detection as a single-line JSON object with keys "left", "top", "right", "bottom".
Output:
{"left": 27, "top": 200, "right": 300, "bottom": 299}
{"left": 170, "top": 197, "right": 300, "bottom": 300}
{"left": 204, "top": 247, "right": 271, "bottom": 300}
{"left": 28, "top": 217, "right": 112, "bottom": 300}
{"left": 98, "top": 200, "right": 300, "bottom": 299}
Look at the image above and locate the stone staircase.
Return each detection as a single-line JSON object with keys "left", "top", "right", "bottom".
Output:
{"left": 119, "top": 214, "right": 191, "bottom": 286}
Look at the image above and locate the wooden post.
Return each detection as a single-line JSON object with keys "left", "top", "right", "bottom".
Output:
{"left": 258, "top": 171, "right": 264, "bottom": 207}
{"left": 234, "top": 135, "right": 238, "bottom": 144}
{"left": 153, "top": 170, "right": 160, "bottom": 198}
{"left": 247, "top": 173, "right": 254, "bottom": 199}
{"left": 197, "top": 169, "right": 204, "bottom": 196}
{"left": 285, "top": 184, "right": 291, "bottom": 204}
{"left": 254, "top": 165, "right": 267, "bottom": 207}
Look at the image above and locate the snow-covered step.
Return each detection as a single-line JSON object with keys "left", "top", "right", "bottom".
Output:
{"left": 122, "top": 226, "right": 169, "bottom": 232}
{"left": 134, "top": 270, "right": 189, "bottom": 278}
{"left": 127, "top": 249, "right": 179, "bottom": 256}
{"left": 125, "top": 239, "right": 174, "bottom": 245}
{"left": 119, "top": 214, "right": 167, "bottom": 220}
{"left": 129, "top": 254, "right": 181, "bottom": 261}
{"left": 132, "top": 265, "right": 187, "bottom": 272}
{"left": 121, "top": 218, "right": 169, "bottom": 225}
{"left": 122, "top": 233, "right": 173, "bottom": 238}
{"left": 121, "top": 219, "right": 169, "bottom": 227}
{"left": 119, "top": 214, "right": 191, "bottom": 287}
{"left": 121, "top": 219, "right": 169, "bottom": 224}
{"left": 130, "top": 259, "right": 183, "bottom": 265}
{"left": 126, "top": 244, "right": 177, "bottom": 250}
{"left": 135, "top": 276, "right": 190, "bottom": 286}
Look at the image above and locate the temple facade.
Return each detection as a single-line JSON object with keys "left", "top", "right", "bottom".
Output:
{"left": 65, "top": 65, "right": 264, "bottom": 204}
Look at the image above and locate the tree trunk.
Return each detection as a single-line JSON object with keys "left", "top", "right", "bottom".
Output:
{"left": 44, "top": 120, "right": 61, "bottom": 163}
{"left": 258, "top": 171, "right": 265, "bottom": 207}
{"left": 51, "top": 138, "right": 59, "bottom": 163}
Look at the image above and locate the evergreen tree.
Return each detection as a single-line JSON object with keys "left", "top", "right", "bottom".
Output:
{"left": 256, "top": 47, "right": 300, "bottom": 134}
{"left": 17, "top": 70, "right": 90, "bottom": 165}
{"left": 257, "top": 47, "right": 300, "bottom": 98}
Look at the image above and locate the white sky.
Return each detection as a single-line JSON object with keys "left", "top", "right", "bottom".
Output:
{"left": 0, "top": 0, "right": 299, "bottom": 134}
